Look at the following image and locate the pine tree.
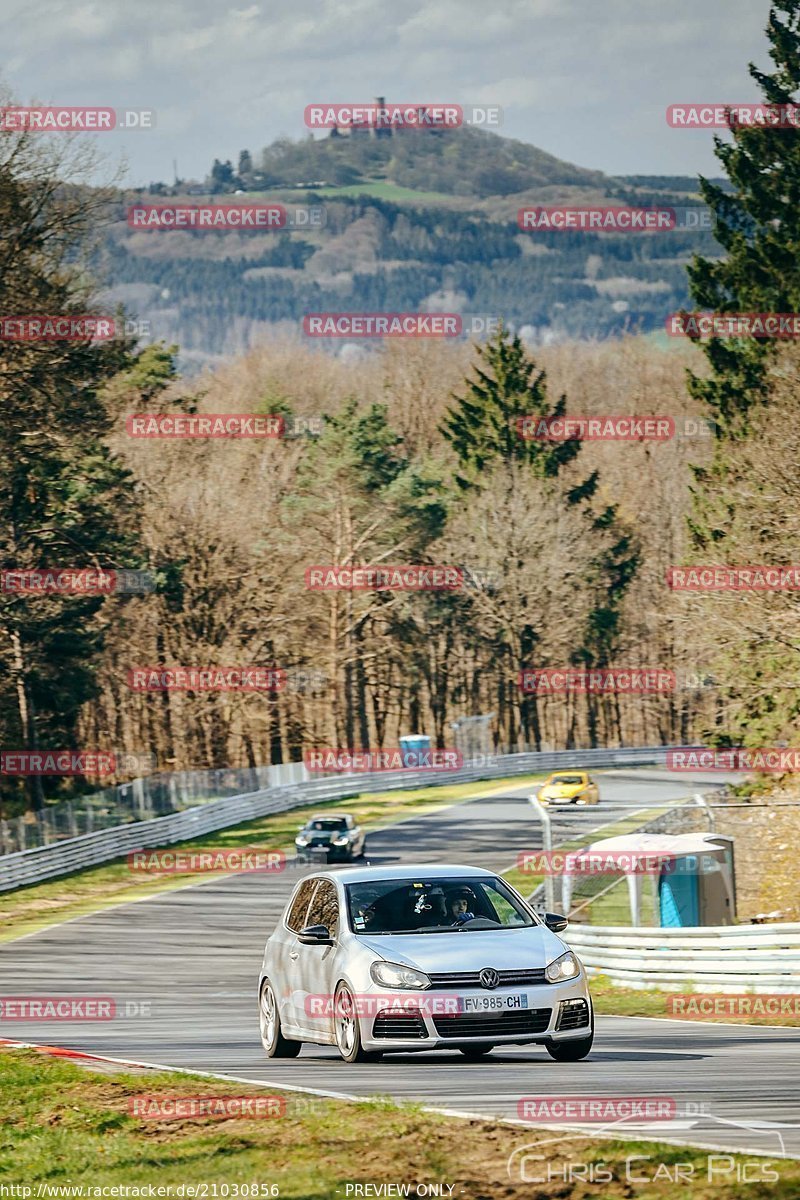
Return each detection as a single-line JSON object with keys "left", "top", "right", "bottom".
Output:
{"left": 441, "top": 326, "right": 591, "bottom": 491}
{"left": 687, "top": 1, "right": 800, "bottom": 437}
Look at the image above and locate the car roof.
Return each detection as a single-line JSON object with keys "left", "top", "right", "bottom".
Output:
{"left": 306, "top": 812, "right": 352, "bottom": 820}
{"left": 310, "top": 863, "right": 497, "bottom": 885}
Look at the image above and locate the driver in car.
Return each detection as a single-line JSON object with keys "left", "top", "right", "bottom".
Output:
{"left": 445, "top": 886, "right": 477, "bottom": 925}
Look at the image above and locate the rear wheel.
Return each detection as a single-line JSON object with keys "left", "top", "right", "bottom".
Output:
{"left": 334, "top": 982, "right": 381, "bottom": 1062}
{"left": 458, "top": 1044, "right": 494, "bottom": 1058}
{"left": 259, "top": 980, "right": 301, "bottom": 1058}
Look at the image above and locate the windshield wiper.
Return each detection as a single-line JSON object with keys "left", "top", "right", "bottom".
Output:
{"left": 361, "top": 925, "right": 459, "bottom": 935}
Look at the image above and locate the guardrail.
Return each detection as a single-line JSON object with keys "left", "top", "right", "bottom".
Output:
{"left": 564, "top": 922, "right": 800, "bottom": 993}
{"left": 0, "top": 745, "right": 693, "bottom": 892}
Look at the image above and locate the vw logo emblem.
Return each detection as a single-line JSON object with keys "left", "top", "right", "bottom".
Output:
{"left": 479, "top": 968, "right": 500, "bottom": 990}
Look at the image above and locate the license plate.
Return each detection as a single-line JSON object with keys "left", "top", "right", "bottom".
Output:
{"left": 457, "top": 993, "right": 529, "bottom": 1013}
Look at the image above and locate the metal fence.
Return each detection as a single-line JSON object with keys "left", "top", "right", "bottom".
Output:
{"left": 564, "top": 922, "right": 800, "bottom": 992}
{"left": 0, "top": 745, "right": 690, "bottom": 891}
{"left": 0, "top": 762, "right": 307, "bottom": 854}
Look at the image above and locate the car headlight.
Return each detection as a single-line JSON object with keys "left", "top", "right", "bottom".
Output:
{"left": 295, "top": 835, "right": 309, "bottom": 846}
{"left": 331, "top": 836, "right": 348, "bottom": 846}
{"left": 370, "top": 961, "right": 431, "bottom": 989}
{"left": 545, "top": 951, "right": 579, "bottom": 983}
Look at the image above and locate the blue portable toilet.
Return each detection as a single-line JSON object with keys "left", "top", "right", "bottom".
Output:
{"left": 399, "top": 734, "right": 431, "bottom": 768}
{"left": 658, "top": 834, "right": 736, "bottom": 927}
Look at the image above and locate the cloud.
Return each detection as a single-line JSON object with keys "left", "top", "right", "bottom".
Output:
{"left": 0, "top": 0, "right": 775, "bottom": 184}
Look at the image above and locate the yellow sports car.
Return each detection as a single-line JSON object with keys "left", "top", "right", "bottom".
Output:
{"left": 538, "top": 771, "right": 599, "bottom": 805}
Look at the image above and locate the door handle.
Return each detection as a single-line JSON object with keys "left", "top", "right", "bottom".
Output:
{"left": 289, "top": 951, "right": 299, "bottom": 961}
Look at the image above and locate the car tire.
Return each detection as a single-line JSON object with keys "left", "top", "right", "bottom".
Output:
{"left": 259, "top": 980, "right": 301, "bottom": 1058}
{"left": 545, "top": 1009, "right": 594, "bottom": 1062}
{"left": 458, "top": 1044, "right": 494, "bottom": 1058}
{"left": 334, "top": 982, "right": 381, "bottom": 1063}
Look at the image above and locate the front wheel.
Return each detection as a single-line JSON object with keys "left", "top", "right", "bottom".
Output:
{"left": 458, "top": 1044, "right": 494, "bottom": 1058}
{"left": 334, "top": 982, "right": 380, "bottom": 1062}
{"left": 260, "top": 980, "right": 301, "bottom": 1058}
{"left": 545, "top": 1030, "right": 594, "bottom": 1061}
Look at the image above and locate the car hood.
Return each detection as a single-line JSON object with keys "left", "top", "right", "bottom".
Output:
{"left": 542, "top": 783, "right": 584, "bottom": 796}
{"left": 355, "top": 925, "right": 567, "bottom": 970}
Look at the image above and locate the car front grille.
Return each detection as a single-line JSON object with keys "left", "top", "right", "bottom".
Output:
{"left": 432, "top": 1007, "right": 551, "bottom": 1039}
{"left": 373, "top": 1010, "right": 428, "bottom": 1040}
{"left": 556, "top": 999, "right": 590, "bottom": 1030}
{"left": 428, "top": 968, "right": 547, "bottom": 988}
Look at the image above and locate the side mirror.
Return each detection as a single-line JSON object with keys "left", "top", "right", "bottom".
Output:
{"left": 544, "top": 912, "right": 568, "bottom": 933}
{"left": 298, "top": 924, "right": 333, "bottom": 945}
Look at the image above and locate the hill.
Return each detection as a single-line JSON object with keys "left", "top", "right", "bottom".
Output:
{"left": 100, "top": 127, "right": 721, "bottom": 370}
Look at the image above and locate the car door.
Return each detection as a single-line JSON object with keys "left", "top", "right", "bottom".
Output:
{"left": 273, "top": 877, "right": 317, "bottom": 1033}
{"left": 293, "top": 878, "right": 340, "bottom": 1041}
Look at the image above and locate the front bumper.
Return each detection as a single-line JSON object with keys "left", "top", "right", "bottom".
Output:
{"left": 359, "top": 976, "right": 592, "bottom": 1052}
{"left": 295, "top": 842, "right": 353, "bottom": 861}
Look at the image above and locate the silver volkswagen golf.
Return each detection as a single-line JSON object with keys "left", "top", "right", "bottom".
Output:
{"left": 258, "top": 864, "right": 593, "bottom": 1063}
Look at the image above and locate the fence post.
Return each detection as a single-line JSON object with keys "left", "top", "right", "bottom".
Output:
{"left": 693, "top": 792, "right": 715, "bottom": 833}
{"left": 528, "top": 794, "right": 554, "bottom": 912}
{"left": 133, "top": 777, "right": 147, "bottom": 820}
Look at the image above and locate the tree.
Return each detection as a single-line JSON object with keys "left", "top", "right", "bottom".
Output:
{"left": 0, "top": 113, "right": 143, "bottom": 813}
{"left": 209, "top": 158, "right": 235, "bottom": 193}
{"left": 687, "top": 1, "right": 800, "bottom": 438}
{"left": 283, "top": 398, "right": 447, "bottom": 747}
{"left": 238, "top": 150, "right": 253, "bottom": 181}
{"left": 441, "top": 326, "right": 588, "bottom": 490}
{"left": 440, "top": 330, "right": 638, "bottom": 748}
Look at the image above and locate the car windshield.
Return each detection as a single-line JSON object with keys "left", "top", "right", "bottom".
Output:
{"left": 308, "top": 819, "right": 347, "bottom": 831}
{"left": 549, "top": 775, "right": 584, "bottom": 785}
{"left": 345, "top": 876, "right": 536, "bottom": 934}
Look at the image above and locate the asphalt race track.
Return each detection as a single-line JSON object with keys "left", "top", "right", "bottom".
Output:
{"left": 3, "top": 769, "right": 800, "bottom": 1159}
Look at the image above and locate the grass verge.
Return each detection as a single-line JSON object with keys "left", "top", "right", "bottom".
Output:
{"left": 589, "top": 974, "right": 800, "bottom": 1026}
{"left": 1, "top": 1048, "right": 796, "bottom": 1198}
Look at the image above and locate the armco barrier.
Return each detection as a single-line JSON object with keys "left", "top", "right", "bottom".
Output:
{"left": 0, "top": 745, "right": 693, "bottom": 892}
{"left": 564, "top": 922, "right": 800, "bottom": 993}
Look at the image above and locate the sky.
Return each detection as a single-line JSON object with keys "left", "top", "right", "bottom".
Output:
{"left": 0, "top": 0, "right": 777, "bottom": 187}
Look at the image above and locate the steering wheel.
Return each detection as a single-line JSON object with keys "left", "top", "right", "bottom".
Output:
{"left": 455, "top": 916, "right": 502, "bottom": 930}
